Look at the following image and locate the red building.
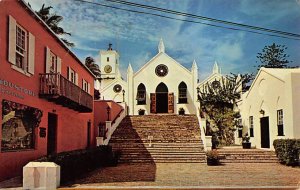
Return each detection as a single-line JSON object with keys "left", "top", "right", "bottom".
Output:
{"left": 0, "top": 0, "right": 96, "bottom": 181}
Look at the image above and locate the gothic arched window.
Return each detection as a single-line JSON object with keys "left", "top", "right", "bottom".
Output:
{"left": 178, "top": 82, "right": 187, "bottom": 104}
{"left": 136, "top": 83, "right": 146, "bottom": 105}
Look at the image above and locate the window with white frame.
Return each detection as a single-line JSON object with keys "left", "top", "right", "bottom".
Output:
{"left": 50, "top": 51, "right": 57, "bottom": 73}
{"left": 249, "top": 116, "right": 254, "bottom": 137}
{"left": 8, "top": 15, "right": 35, "bottom": 75}
{"left": 16, "top": 25, "right": 26, "bottom": 69}
{"left": 277, "top": 109, "right": 284, "bottom": 136}
{"left": 82, "top": 79, "right": 90, "bottom": 94}
{"left": 67, "top": 67, "right": 77, "bottom": 85}
{"left": 45, "top": 47, "right": 61, "bottom": 74}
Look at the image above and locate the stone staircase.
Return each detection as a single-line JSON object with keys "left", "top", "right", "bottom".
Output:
{"left": 109, "top": 114, "right": 206, "bottom": 163}
{"left": 218, "top": 147, "right": 278, "bottom": 163}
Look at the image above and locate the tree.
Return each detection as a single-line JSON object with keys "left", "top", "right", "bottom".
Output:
{"left": 198, "top": 77, "right": 242, "bottom": 145}
{"left": 85, "top": 57, "right": 101, "bottom": 100}
{"left": 36, "top": 4, "right": 75, "bottom": 47}
{"left": 85, "top": 56, "right": 101, "bottom": 77}
{"left": 257, "top": 43, "right": 292, "bottom": 68}
{"left": 227, "top": 73, "right": 255, "bottom": 92}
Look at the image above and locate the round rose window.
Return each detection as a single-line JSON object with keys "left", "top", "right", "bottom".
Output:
{"left": 155, "top": 64, "right": 168, "bottom": 77}
{"left": 113, "top": 84, "right": 122, "bottom": 93}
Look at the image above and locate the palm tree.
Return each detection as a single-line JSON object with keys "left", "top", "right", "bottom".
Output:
{"left": 36, "top": 4, "right": 74, "bottom": 47}
{"left": 85, "top": 56, "right": 101, "bottom": 77}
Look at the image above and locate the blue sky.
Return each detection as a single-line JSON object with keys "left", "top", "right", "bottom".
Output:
{"left": 27, "top": 0, "right": 300, "bottom": 80}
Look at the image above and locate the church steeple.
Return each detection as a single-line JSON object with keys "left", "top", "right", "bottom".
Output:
{"left": 158, "top": 38, "right": 165, "bottom": 53}
{"left": 192, "top": 59, "right": 198, "bottom": 70}
{"left": 213, "top": 61, "right": 220, "bottom": 74}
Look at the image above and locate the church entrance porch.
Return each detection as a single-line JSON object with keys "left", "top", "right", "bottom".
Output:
{"left": 150, "top": 82, "right": 174, "bottom": 114}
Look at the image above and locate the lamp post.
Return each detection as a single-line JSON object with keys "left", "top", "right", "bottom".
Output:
{"left": 122, "top": 89, "right": 125, "bottom": 102}
{"left": 106, "top": 106, "right": 111, "bottom": 121}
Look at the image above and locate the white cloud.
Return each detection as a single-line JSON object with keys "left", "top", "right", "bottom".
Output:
{"left": 215, "top": 42, "right": 243, "bottom": 62}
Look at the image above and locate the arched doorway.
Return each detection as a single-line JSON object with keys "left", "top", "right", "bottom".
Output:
{"left": 155, "top": 83, "right": 168, "bottom": 113}
{"left": 150, "top": 83, "right": 174, "bottom": 114}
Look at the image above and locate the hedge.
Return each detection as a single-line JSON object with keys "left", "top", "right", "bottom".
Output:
{"left": 273, "top": 139, "right": 300, "bottom": 166}
{"left": 35, "top": 145, "right": 119, "bottom": 184}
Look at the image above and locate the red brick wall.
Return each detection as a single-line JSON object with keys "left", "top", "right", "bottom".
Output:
{"left": 0, "top": 0, "right": 95, "bottom": 181}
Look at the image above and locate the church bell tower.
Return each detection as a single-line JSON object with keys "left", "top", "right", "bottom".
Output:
{"left": 100, "top": 43, "right": 120, "bottom": 80}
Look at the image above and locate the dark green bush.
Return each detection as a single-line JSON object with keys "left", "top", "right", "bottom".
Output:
{"left": 35, "top": 145, "right": 118, "bottom": 184}
{"left": 273, "top": 139, "right": 300, "bottom": 166}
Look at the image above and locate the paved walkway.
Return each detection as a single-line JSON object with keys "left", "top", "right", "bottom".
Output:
{"left": 62, "top": 163, "right": 300, "bottom": 189}
{"left": 1, "top": 163, "right": 300, "bottom": 189}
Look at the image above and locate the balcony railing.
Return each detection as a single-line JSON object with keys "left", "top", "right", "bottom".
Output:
{"left": 39, "top": 73, "right": 93, "bottom": 112}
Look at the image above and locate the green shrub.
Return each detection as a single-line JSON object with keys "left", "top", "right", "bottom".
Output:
{"left": 273, "top": 139, "right": 300, "bottom": 166}
{"left": 35, "top": 145, "right": 118, "bottom": 184}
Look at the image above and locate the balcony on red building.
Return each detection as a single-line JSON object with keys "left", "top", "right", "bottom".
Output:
{"left": 39, "top": 73, "right": 93, "bottom": 112}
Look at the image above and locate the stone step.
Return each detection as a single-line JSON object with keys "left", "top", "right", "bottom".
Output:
{"left": 110, "top": 142, "right": 204, "bottom": 146}
{"left": 216, "top": 148, "right": 278, "bottom": 163}
{"left": 119, "top": 159, "right": 206, "bottom": 163}
{"left": 110, "top": 114, "right": 205, "bottom": 163}
{"left": 119, "top": 152, "right": 205, "bottom": 155}
{"left": 110, "top": 139, "right": 203, "bottom": 142}
{"left": 114, "top": 149, "right": 204, "bottom": 153}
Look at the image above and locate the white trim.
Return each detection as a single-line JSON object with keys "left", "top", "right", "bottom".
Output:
{"left": 56, "top": 56, "right": 61, "bottom": 73}
{"left": 75, "top": 72, "right": 78, "bottom": 85}
{"left": 45, "top": 47, "right": 51, "bottom": 73}
{"left": 8, "top": 15, "right": 16, "bottom": 65}
{"left": 11, "top": 65, "right": 31, "bottom": 77}
{"left": 27, "top": 32, "right": 35, "bottom": 75}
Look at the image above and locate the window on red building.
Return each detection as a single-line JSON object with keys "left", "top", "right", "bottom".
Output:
{"left": 16, "top": 25, "right": 26, "bottom": 69}
{"left": 45, "top": 47, "right": 61, "bottom": 74}
{"left": 82, "top": 79, "right": 90, "bottom": 94}
{"left": 8, "top": 15, "right": 35, "bottom": 75}
{"left": 67, "top": 67, "right": 78, "bottom": 85}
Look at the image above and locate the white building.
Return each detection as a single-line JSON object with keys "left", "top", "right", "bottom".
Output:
{"left": 99, "top": 39, "right": 199, "bottom": 115}
{"left": 197, "top": 61, "right": 224, "bottom": 91}
{"left": 240, "top": 68, "right": 300, "bottom": 149}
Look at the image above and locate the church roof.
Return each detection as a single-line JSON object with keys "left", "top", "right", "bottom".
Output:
{"left": 134, "top": 39, "right": 193, "bottom": 76}
{"left": 134, "top": 52, "right": 192, "bottom": 77}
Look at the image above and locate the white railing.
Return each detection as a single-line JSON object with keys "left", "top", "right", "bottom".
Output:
{"left": 103, "top": 109, "right": 126, "bottom": 145}
{"left": 196, "top": 113, "right": 209, "bottom": 151}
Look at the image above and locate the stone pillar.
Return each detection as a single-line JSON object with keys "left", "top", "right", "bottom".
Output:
{"left": 205, "top": 136, "right": 212, "bottom": 150}
{"left": 96, "top": 137, "right": 104, "bottom": 146}
{"left": 23, "top": 162, "right": 60, "bottom": 190}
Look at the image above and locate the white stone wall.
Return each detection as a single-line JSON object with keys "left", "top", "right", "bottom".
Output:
{"left": 100, "top": 78, "right": 128, "bottom": 103}
{"left": 240, "top": 68, "right": 300, "bottom": 149}
{"left": 291, "top": 73, "right": 300, "bottom": 138}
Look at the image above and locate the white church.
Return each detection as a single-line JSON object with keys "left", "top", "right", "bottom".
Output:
{"left": 95, "top": 39, "right": 300, "bottom": 150}
{"left": 98, "top": 39, "right": 200, "bottom": 115}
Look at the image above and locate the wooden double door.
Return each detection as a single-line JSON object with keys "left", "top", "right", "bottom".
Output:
{"left": 150, "top": 93, "right": 174, "bottom": 114}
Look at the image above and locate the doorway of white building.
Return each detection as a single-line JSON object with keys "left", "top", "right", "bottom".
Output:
{"left": 150, "top": 83, "right": 174, "bottom": 114}
{"left": 260, "top": 117, "right": 270, "bottom": 148}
